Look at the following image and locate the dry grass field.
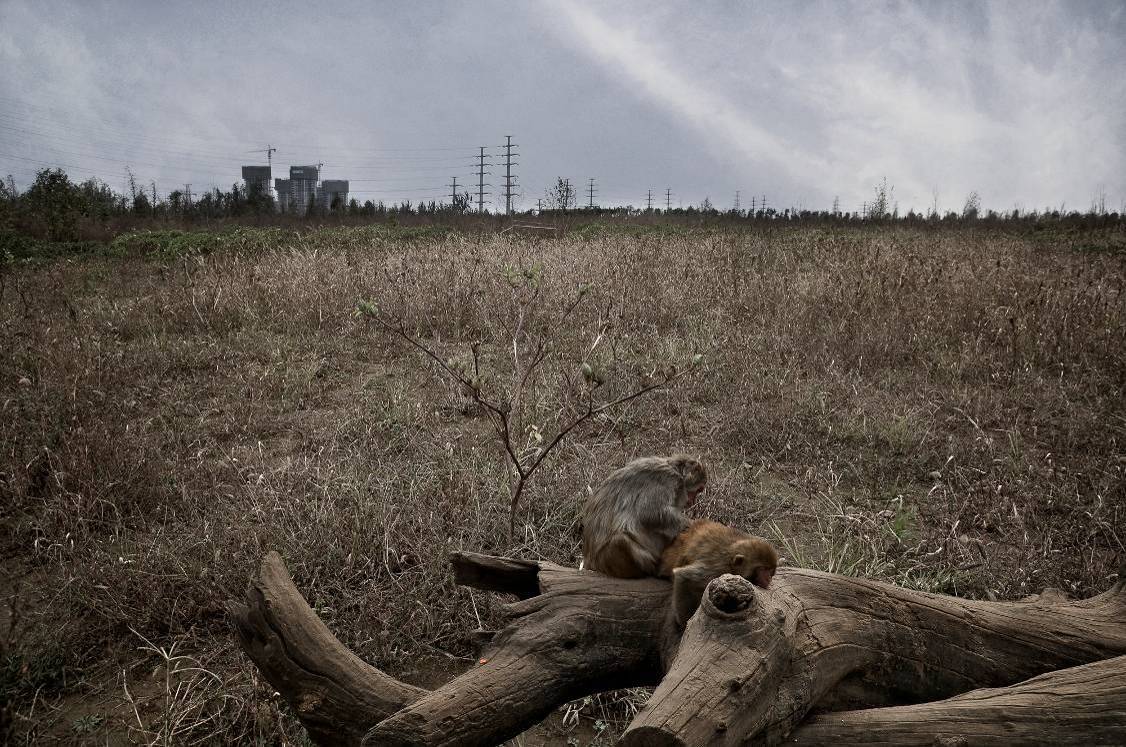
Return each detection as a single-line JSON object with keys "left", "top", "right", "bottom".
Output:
{"left": 2, "top": 223, "right": 1124, "bottom": 744}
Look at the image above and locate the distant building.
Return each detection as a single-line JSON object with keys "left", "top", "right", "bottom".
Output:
{"left": 274, "top": 179, "right": 293, "bottom": 212}
{"left": 241, "top": 166, "right": 271, "bottom": 198}
{"left": 264, "top": 165, "right": 349, "bottom": 215}
{"left": 289, "top": 165, "right": 319, "bottom": 214}
{"left": 321, "top": 180, "right": 349, "bottom": 212}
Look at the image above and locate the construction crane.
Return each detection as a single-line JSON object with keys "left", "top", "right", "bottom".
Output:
{"left": 248, "top": 145, "right": 277, "bottom": 169}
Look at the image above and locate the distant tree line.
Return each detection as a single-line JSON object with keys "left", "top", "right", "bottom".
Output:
{"left": 0, "top": 169, "right": 490, "bottom": 244}
{"left": 536, "top": 174, "right": 1123, "bottom": 228}
{"left": 1, "top": 168, "right": 1122, "bottom": 251}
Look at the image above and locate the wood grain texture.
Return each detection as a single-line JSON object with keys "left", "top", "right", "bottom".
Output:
{"left": 623, "top": 568, "right": 1126, "bottom": 746}
{"left": 787, "top": 654, "right": 1126, "bottom": 745}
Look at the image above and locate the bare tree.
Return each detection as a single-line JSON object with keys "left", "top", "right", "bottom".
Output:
{"left": 357, "top": 279, "right": 702, "bottom": 534}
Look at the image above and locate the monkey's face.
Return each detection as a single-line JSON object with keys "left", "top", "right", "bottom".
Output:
{"left": 684, "top": 484, "right": 706, "bottom": 508}
{"left": 731, "top": 541, "right": 779, "bottom": 588}
{"left": 751, "top": 566, "right": 775, "bottom": 588}
{"left": 731, "top": 558, "right": 775, "bottom": 588}
{"left": 676, "top": 457, "right": 707, "bottom": 505}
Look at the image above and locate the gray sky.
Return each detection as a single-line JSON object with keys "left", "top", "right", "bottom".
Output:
{"left": 2, "top": 0, "right": 1123, "bottom": 213}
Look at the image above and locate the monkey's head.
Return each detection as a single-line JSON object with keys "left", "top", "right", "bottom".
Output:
{"left": 670, "top": 454, "right": 707, "bottom": 507}
{"left": 730, "top": 538, "right": 779, "bottom": 588}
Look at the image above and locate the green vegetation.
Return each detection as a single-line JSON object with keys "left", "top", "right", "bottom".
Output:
{"left": 1, "top": 222, "right": 1123, "bottom": 743}
{"left": 2, "top": 168, "right": 1125, "bottom": 264}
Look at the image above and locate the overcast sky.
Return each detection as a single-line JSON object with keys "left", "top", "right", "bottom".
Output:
{"left": 1, "top": 0, "right": 1123, "bottom": 213}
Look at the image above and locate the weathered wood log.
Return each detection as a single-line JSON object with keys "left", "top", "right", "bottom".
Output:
{"left": 228, "top": 551, "right": 426, "bottom": 744}
{"left": 232, "top": 552, "right": 1125, "bottom": 747}
{"left": 363, "top": 552, "right": 669, "bottom": 746}
{"left": 621, "top": 568, "right": 1126, "bottom": 746}
{"left": 232, "top": 551, "right": 670, "bottom": 746}
{"left": 786, "top": 653, "right": 1126, "bottom": 745}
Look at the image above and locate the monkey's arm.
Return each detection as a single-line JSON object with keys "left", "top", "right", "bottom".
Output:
{"left": 643, "top": 503, "right": 690, "bottom": 539}
{"left": 670, "top": 562, "right": 713, "bottom": 628}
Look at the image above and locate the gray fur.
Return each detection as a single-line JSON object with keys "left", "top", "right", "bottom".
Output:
{"left": 582, "top": 455, "right": 703, "bottom": 577}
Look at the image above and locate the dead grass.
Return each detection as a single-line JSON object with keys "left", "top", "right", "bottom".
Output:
{"left": 1, "top": 223, "right": 1123, "bottom": 743}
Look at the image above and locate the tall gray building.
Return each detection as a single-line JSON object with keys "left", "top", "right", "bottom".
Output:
{"left": 321, "top": 180, "right": 349, "bottom": 212}
{"left": 241, "top": 166, "right": 271, "bottom": 197}
{"left": 289, "top": 165, "right": 319, "bottom": 214}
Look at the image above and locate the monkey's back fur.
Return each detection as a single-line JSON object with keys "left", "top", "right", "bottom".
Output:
{"left": 582, "top": 455, "right": 704, "bottom": 578}
{"left": 659, "top": 519, "right": 778, "bottom": 578}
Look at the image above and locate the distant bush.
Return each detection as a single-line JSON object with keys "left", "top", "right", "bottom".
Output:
{"left": 0, "top": 228, "right": 103, "bottom": 260}
{"left": 109, "top": 227, "right": 298, "bottom": 259}
{"left": 109, "top": 229, "right": 228, "bottom": 259}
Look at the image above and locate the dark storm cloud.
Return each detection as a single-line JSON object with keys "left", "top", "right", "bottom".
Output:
{"left": 1, "top": 0, "right": 1123, "bottom": 212}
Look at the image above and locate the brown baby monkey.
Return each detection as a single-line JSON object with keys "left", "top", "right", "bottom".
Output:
{"left": 582, "top": 455, "right": 707, "bottom": 578}
{"left": 660, "top": 519, "right": 779, "bottom": 628}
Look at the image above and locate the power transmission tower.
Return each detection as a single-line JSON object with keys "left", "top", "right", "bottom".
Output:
{"left": 184, "top": 184, "right": 193, "bottom": 208}
{"left": 665, "top": 188, "right": 672, "bottom": 211}
{"left": 449, "top": 176, "right": 459, "bottom": 209}
{"left": 646, "top": 189, "right": 653, "bottom": 210}
{"left": 475, "top": 147, "right": 491, "bottom": 214}
{"left": 501, "top": 135, "right": 518, "bottom": 215}
{"left": 587, "top": 178, "right": 597, "bottom": 209}
{"left": 734, "top": 190, "right": 740, "bottom": 213}
{"left": 761, "top": 195, "right": 768, "bottom": 214}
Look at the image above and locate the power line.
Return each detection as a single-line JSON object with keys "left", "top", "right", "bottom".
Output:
{"left": 329, "top": 162, "right": 478, "bottom": 172}
{"left": 340, "top": 186, "right": 448, "bottom": 193}
{"left": 0, "top": 149, "right": 238, "bottom": 179}
{"left": 0, "top": 97, "right": 481, "bottom": 154}
{"left": 0, "top": 111, "right": 480, "bottom": 174}
{"left": 0, "top": 113, "right": 492, "bottom": 207}
{"left": 0, "top": 112, "right": 479, "bottom": 169}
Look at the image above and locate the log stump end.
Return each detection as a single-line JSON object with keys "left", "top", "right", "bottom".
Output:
{"left": 703, "top": 573, "right": 757, "bottom": 617}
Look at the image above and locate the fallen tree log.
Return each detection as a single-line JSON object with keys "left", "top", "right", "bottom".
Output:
{"left": 785, "top": 653, "right": 1126, "bottom": 745}
{"left": 231, "top": 551, "right": 669, "bottom": 746}
{"left": 231, "top": 551, "right": 1125, "bottom": 746}
{"left": 228, "top": 551, "right": 427, "bottom": 744}
{"left": 366, "top": 552, "right": 670, "bottom": 746}
{"left": 620, "top": 568, "right": 1126, "bottom": 745}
